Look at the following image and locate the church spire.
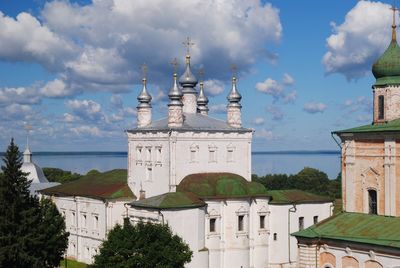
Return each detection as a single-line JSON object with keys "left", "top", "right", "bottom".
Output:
{"left": 136, "top": 64, "right": 152, "bottom": 128}
{"left": 168, "top": 58, "right": 184, "bottom": 127}
{"left": 391, "top": 3, "right": 398, "bottom": 42}
{"left": 197, "top": 68, "right": 209, "bottom": 115}
{"left": 23, "top": 124, "right": 32, "bottom": 163}
{"left": 227, "top": 65, "right": 242, "bottom": 128}
{"left": 179, "top": 37, "right": 198, "bottom": 114}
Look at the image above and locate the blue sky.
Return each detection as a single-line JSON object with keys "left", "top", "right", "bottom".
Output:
{"left": 0, "top": 0, "right": 395, "bottom": 151}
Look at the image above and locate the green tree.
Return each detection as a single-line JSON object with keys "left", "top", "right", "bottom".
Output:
{"left": 92, "top": 219, "right": 192, "bottom": 268}
{"left": 0, "top": 139, "right": 68, "bottom": 267}
{"left": 43, "top": 167, "right": 82, "bottom": 184}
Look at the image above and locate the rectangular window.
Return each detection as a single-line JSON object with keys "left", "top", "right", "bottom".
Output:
{"left": 368, "top": 189, "right": 378, "bottom": 215}
{"left": 146, "top": 167, "right": 152, "bottom": 181}
{"left": 259, "top": 215, "right": 265, "bottom": 229}
{"left": 378, "top": 95, "right": 384, "bottom": 120}
{"left": 93, "top": 215, "right": 99, "bottom": 229}
{"left": 298, "top": 217, "right": 304, "bottom": 231}
{"left": 209, "top": 149, "right": 216, "bottom": 163}
{"left": 136, "top": 146, "right": 143, "bottom": 165}
{"left": 156, "top": 147, "right": 162, "bottom": 164}
{"left": 238, "top": 215, "right": 244, "bottom": 231}
{"left": 227, "top": 149, "right": 234, "bottom": 162}
{"left": 313, "top": 216, "right": 318, "bottom": 225}
{"left": 146, "top": 147, "right": 152, "bottom": 162}
{"left": 82, "top": 214, "right": 87, "bottom": 228}
{"left": 71, "top": 211, "right": 76, "bottom": 226}
{"left": 209, "top": 218, "right": 216, "bottom": 233}
{"left": 273, "top": 233, "right": 277, "bottom": 241}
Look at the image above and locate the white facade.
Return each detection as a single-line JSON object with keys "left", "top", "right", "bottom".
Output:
{"left": 269, "top": 203, "right": 333, "bottom": 268}
{"left": 127, "top": 129, "right": 253, "bottom": 198}
{"left": 52, "top": 196, "right": 127, "bottom": 264}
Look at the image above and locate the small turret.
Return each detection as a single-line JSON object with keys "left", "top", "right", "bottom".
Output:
{"left": 136, "top": 65, "right": 152, "bottom": 127}
{"left": 197, "top": 70, "right": 209, "bottom": 115}
{"left": 168, "top": 59, "right": 184, "bottom": 127}
{"left": 227, "top": 75, "right": 242, "bottom": 128}
{"left": 179, "top": 37, "right": 198, "bottom": 114}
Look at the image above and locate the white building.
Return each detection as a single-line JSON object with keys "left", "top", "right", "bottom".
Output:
{"left": 41, "top": 49, "right": 333, "bottom": 267}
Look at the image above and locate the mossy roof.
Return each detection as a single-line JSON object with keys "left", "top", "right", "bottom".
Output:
{"left": 176, "top": 172, "right": 269, "bottom": 199}
{"left": 267, "top": 190, "right": 333, "bottom": 204}
{"left": 333, "top": 118, "right": 400, "bottom": 135}
{"left": 130, "top": 192, "right": 206, "bottom": 209}
{"left": 40, "top": 169, "right": 136, "bottom": 201}
{"left": 292, "top": 212, "right": 400, "bottom": 249}
{"left": 372, "top": 40, "right": 400, "bottom": 86}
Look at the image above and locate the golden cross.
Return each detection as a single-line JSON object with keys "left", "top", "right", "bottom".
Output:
{"left": 171, "top": 58, "right": 179, "bottom": 74}
{"left": 140, "top": 63, "right": 148, "bottom": 79}
{"left": 182, "top": 37, "right": 195, "bottom": 55}
{"left": 198, "top": 68, "right": 205, "bottom": 82}
{"left": 230, "top": 64, "right": 238, "bottom": 77}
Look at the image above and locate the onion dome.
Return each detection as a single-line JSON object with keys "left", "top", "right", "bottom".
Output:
{"left": 137, "top": 77, "right": 152, "bottom": 108}
{"left": 372, "top": 10, "right": 400, "bottom": 86}
{"left": 168, "top": 73, "right": 183, "bottom": 106}
{"left": 179, "top": 55, "right": 198, "bottom": 91}
{"left": 197, "top": 81, "right": 209, "bottom": 113}
{"left": 227, "top": 76, "right": 242, "bottom": 107}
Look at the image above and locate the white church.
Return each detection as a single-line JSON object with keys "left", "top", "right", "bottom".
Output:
{"left": 40, "top": 47, "right": 334, "bottom": 268}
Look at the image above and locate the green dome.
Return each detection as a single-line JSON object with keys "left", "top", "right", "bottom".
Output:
{"left": 177, "top": 173, "right": 268, "bottom": 198}
{"left": 372, "top": 40, "right": 400, "bottom": 86}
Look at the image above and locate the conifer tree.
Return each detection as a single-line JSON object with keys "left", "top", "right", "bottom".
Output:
{"left": 0, "top": 139, "right": 68, "bottom": 267}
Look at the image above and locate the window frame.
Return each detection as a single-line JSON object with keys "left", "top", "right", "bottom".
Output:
{"left": 298, "top": 216, "right": 304, "bottom": 231}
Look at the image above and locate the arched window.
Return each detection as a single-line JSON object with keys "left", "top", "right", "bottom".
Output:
{"left": 368, "top": 189, "right": 377, "bottom": 215}
{"left": 378, "top": 95, "right": 384, "bottom": 120}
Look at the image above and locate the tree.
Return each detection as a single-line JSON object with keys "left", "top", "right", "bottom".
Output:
{"left": 43, "top": 167, "right": 82, "bottom": 184}
{"left": 92, "top": 219, "right": 192, "bottom": 268}
{"left": 0, "top": 139, "right": 68, "bottom": 267}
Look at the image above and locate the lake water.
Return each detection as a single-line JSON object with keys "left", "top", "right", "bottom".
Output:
{"left": 29, "top": 151, "right": 341, "bottom": 179}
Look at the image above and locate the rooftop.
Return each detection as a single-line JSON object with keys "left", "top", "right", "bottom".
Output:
{"left": 127, "top": 113, "right": 252, "bottom": 133}
{"left": 292, "top": 212, "right": 400, "bottom": 249}
{"left": 333, "top": 118, "right": 400, "bottom": 135}
{"left": 130, "top": 192, "right": 205, "bottom": 210}
{"left": 177, "top": 173, "right": 269, "bottom": 199}
{"left": 40, "top": 169, "right": 136, "bottom": 201}
{"left": 267, "top": 189, "right": 333, "bottom": 204}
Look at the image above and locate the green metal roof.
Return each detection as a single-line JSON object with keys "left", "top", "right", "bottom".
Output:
{"left": 40, "top": 169, "right": 136, "bottom": 201}
{"left": 293, "top": 212, "right": 400, "bottom": 249}
{"left": 267, "top": 190, "right": 333, "bottom": 204}
{"left": 177, "top": 173, "right": 269, "bottom": 199}
{"left": 130, "top": 192, "right": 205, "bottom": 210}
{"left": 372, "top": 40, "right": 400, "bottom": 86}
{"left": 333, "top": 118, "right": 400, "bottom": 134}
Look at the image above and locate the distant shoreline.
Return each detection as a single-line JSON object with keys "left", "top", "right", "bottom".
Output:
{"left": 0, "top": 150, "right": 340, "bottom": 156}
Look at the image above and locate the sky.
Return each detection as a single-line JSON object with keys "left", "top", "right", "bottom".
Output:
{"left": 0, "top": 0, "right": 396, "bottom": 151}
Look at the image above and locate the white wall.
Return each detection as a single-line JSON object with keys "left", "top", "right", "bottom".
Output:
{"left": 205, "top": 198, "right": 269, "bottom": 268}
{"left": 128, "top": 206, "right": 209, "bottom": 268}
{"left": 52, "top": 196, "right": 127, "bottom": 264}
{"left": 269, "top": 202, "right": 333, "bottom": 268}
{"left": 127, "top": 130, "right": 253, "bottom": 198}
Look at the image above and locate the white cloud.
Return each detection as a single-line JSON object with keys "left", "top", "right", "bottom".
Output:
{"left": 0, "top": 87, "right": 41, "bottom": 106}
{"left": 283, "top": 90, "right": 297, "bottom": 104}
{"left": 32, "top": 0, "right": 282, "bottom": 92}
{"left": 209, "top": 104, "right": 226, "bottom": 114}
{"left": 282, "top": 73, "right": 295, "bottom": 86}
{"left": 110, "top": 94, "right": 123, "bottom": 108}
{"left": 303, "top": 102, "right": 327, "bottom": 114}
{"left": 2, "top": 103, "right": 34, "bottom": 121}
{"left": 267, "top": 105, "right": 284, "bottom": 121}
{"left": 71, "top": 126, "right": 102, "bottom": 137}
{"left": 256, "top": 78, "right": 283, "bottom": 97}
{"left": 204, "top": 79, "right": 224, "bottom": 96}
{"left": 0, "top": 11, "right": 74, "bottom": 70}
{"left": 63, "top": 113, "right": 78, "bottom": 123}
{"left": 41, "top": 78, "right": 77, "bottom": 98}
{"left": 323, "top": 1, "right": 393, "bottom": 79}
{"left": 252, "top": 117, "right": 265, "bottom": 126}
{"left": 255, "top": 128, "right": 274, "bottom": 140}
{"left": 342, "top": 96, "right": 372, "bottom": 113}
{"left": 66, "top": 99, "right": 104, "bottom": 121}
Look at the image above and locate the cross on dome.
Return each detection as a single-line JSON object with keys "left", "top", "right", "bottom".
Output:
{"left": 182, "top": 36, "right": 195, "bottom": 56}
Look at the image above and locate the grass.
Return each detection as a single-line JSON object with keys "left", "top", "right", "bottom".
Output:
{"left": 59, "top": 259, "right": 87, "bottom": 268}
